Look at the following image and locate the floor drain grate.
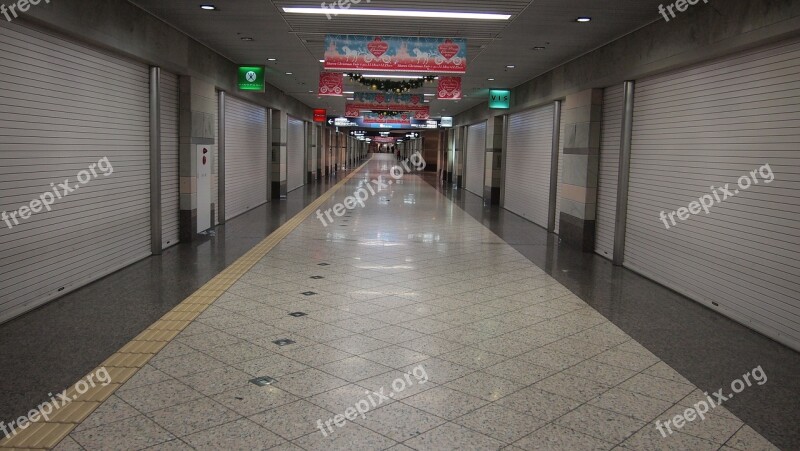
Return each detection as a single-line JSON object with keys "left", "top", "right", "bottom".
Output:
{"left": 302, "top": 291, "right": 317, "bottom": 296}
{"left": 273, "top": 339, "right": 296, "bottom": 347}
{"left": 310, "top": 276, "right": 325, "bottom": 280}
{"left": 250, "top": 376, "right": 277, "bottom": 387}
{"left": 318, "top": 263, "right": 330, "bottom": 266}
{"left": 289, "top": 312, "right": 308, "bottom": 317}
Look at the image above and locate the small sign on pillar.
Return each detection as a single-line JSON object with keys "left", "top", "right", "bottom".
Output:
{"left": 196, "top": 145, "right": 212, "bottom": 233}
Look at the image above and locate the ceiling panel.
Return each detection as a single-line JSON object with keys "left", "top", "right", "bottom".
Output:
{"left": 128, "top": 0, "right": 667, "bottom": 118}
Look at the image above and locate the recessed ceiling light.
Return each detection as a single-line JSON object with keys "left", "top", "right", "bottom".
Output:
{"left": 200, "top": 4, "right": 217, "bottom": 10}
{"left": 532, "top": 46, "right": 546, "bottom": 51}
{"left": 506, "top": 65, "right": 515, "bottom": 69}
{"left": 286, "top": 72, "right": 293, "bottom": 75}
{"left": 267, "top": 58, "right": 276, "bottom": 61}
{"left": 424, "top": 94, "right": 435, "bottom": 97}
{"left": 343, "top": 91, "right": 354, "bottom": 94}
{"left": 576, "top": 17, "right": 591, "bottom": 22}
{"left": 488, "top": 78, "right": 495, "bottom": 81}
{"left": 282, "top": 7, "right": 510, "bottom": 20}
{"left": 347, "top": 98, "right": 354, "bottom": 100}
{"left": 424, "top": 100, "right": 430, "bottom": 103}
{"left": 240, "top": 37, "right": 254, "bottom": 41}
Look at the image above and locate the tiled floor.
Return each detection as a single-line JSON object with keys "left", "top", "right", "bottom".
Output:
{"left": 51, "top": 155, "right": 780, "bottom": 450}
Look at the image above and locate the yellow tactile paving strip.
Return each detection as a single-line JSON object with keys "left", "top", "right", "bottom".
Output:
{"left": 0, "top": 162, "right": 369, "bottom": 450}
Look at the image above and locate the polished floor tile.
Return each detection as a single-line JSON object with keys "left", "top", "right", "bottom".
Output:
{"left": 38, "top": 156, "right": 785, "bottom": 449}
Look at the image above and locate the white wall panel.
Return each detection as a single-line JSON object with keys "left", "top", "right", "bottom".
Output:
{"left": 0, "top": 23, "right": 151, "bottom": 323}
{"left": 224, "top": 96, "right": 268, "bottom": 220}
{"left": 504, "top": 104, "right": 555, "bottom": 228}
{"left": 465, "top": 122, "right": 487, "bottom": 195}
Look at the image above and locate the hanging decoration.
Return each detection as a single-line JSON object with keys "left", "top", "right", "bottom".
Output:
{"left": 437, "top": 76, "right": 462, "bottom": 100}
{"left": 347, "top": 73, "right": 436, "bottom": 93}
{"left": 324, "top": 35, "right": 467, "bottom": 73}
{"left": 318, "top": 72, "right": 344, "bottom": 96}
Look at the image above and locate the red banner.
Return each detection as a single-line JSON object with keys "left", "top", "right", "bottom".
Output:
{"left": 324, "top": 35, "right": 467, "bottom": 74}
{"left": 438, "top": 76, "right": 462, "bottom": 100}
{"left": 318, "top": 72, "right": 343, "bottom": 96}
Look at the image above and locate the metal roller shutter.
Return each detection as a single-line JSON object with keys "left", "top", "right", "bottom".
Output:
{"left": 625, "top": 38, "right": 800, "bottom": 351}
{"left": 160, "top": 71, "right": 180, "bottom": 249}
{"left": 288, "top": 117, "right": 305, "bottom": 192}
{"left": 595, "top": 84, "right": 625, "bottom": 259}
{"left": 504, "top": 104, "right": 554, "bottom": 228}
{"left": 213, "top": 91, "right": 219, "bottom": 225}
{"left": 224, "top": 96, "right": 268, "bottom": 220}
{"left": 465, "top": 122, "right": 486, "bottom": 195}
{"left": 554, "top": 106, "right": 566, "bottom": 234}
{"left": 0, "top": 23, "right": 151, "bottom": 323}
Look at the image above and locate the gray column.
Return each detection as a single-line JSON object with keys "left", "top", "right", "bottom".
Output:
{"left": 558, "top": 89, "right": 603, "bottom": 252}
{"left": 483, "top": 115, "right": 504, "bottom": 205}
{"left": 217, "top": 91, "right": 226, "bottom": 223}
{"left": 178, "top": 76, "right": 216, "bottom": 242}
{"left": 548, "top": 101, "right": 562, "bottom": 232}
{"left": 613, "top": 81, "right": 636, "bottom": 266}
{"left": 149, "top": 66, "right": 162, "bottom": 254}
{"left": 271, "top": 110, "right": 288, "bottom": 198}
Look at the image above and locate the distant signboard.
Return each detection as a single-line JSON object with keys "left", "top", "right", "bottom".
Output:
{"left": 313, "top": 109, "right": 327, "bottom": 122}
{"left": 440, "top": 117, "right": 453, "bottom": 127}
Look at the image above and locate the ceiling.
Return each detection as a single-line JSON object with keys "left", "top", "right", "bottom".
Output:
{"left": 129, "top": 0, "right": 666, "bottom": 118}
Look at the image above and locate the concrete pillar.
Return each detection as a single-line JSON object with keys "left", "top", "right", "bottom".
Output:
{"left": 307, "top": 123, "right": 316, "bottom": 183}
{"left": 559, "top": 89, "right": 603, "bottom": 251}
{"left": 454, "top": 126, "right": 465, "bottom": 188}
{"left": 483, "top": 115, "right": 504, "bottom": 205}
{"left": 178, "top": 76, "right": 215, "bottom": 242}
{"left": 271, "top": 110, "right": 288, "bottom": 199}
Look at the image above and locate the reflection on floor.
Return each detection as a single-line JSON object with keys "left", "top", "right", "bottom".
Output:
{"left": 50, "top": 155, "right": 777, "bottom": 450}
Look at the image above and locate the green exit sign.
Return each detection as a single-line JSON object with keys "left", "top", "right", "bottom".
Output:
{"left": 238, "top": 66, "right": 265, "bottom": 92}
{"left": 489, "top": 89, "right": 511, "bottom": 109}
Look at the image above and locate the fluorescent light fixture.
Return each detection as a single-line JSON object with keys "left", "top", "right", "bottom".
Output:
{"left": 344, "top": 91, "right": 354, "bottom": 94}
{"left": 424, "top": 94, "right": 435, "bottom": 97}
{"left": 362, "top": 74, "right": 423, "bottom": 79}
{"left": 488, "top": 78, "right": 495, "bottom": 81}
{"left": 319, "top": 59, "right": 325, "bottom": 62}
{"left": 576, "top": 16, "right": 592, "bottom": 22}
{"left": 267, "top": 58, "right": 276, "bottom": 61}
{"left": 506, "top": 65, "right": 516, "bottom": 69}
{"left": 286, "top": 72, "right": 293, "bottom": 75}
{"left": 283, "top": 7, "right": 510, "bottom": 20}
{"left": 200, "top": 5, "right": 217, "bottom": 10}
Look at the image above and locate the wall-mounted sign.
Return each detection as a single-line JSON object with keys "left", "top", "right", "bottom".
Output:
{"left": 489, "top": 89, "right": 511, "bottom": 109}
{"left": 313, "top": 109, "right": 327, "bottom": 122}
{"left": 324, "top": 35, "right": 467, "bottom": 73}
{"left": 318, "top": 72, "right": 343, "bottom": 96}
{"left": 438, "top": 77, "right": 462, "bottom": 100}
{"left": 327, "top": 116, "right": 440, "bottom": 129}
{"left": 238, "top": 66, "right": 265, "bottom": 92}
{"left": 440, "top": 117, "right": 453, "bottom": 127}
